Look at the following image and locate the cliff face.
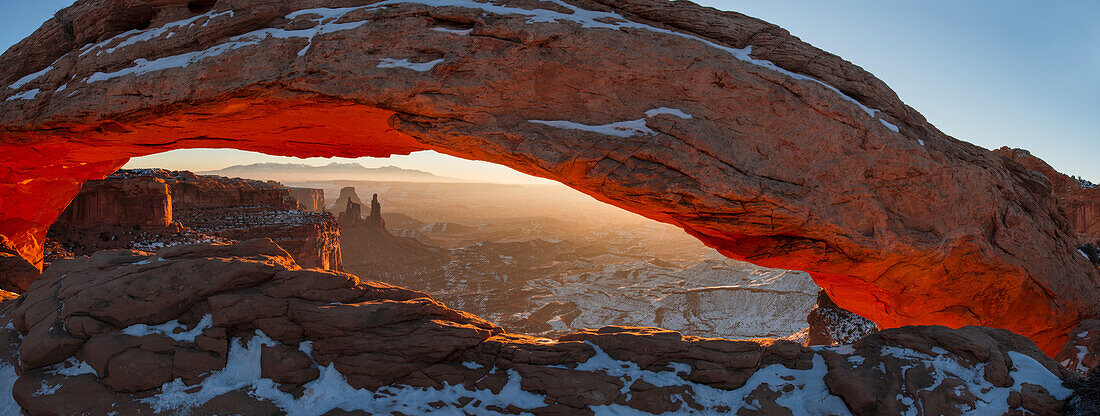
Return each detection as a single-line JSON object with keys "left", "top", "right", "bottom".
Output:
{"left": 52, "top": 176, "right": 172, "bottom": 229}
{"left": 47, "top": 169, "right": 342, "bottom": 272}
{"left": 193, "top": 207, "right": 344, "bottom": 272}
{"left": 0, "top": 0, "right": 1097, "bottom": 354}
{"left": 288, "top": 188, "right": 325, "bottom": 212}
{"left": 0, "top": 240, "right": 1079, "bottom": 415}
{"left": 994, "top": 147, "right": 1100, "bottom": 244}
{"left": 0, "top": 236, "right": 37, "bottom": 292}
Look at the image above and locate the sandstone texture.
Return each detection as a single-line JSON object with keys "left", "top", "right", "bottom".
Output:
{"left": 0, "top": 240, "right": 1081, "bottom": 415}
{"left": 805, "top": 289, "right": 879, "bottom": 346}
{"left": 53, "top": 175, "right": 173, "bottom": 229}
{"left": 288, "top": 187, "right": 326, "bottom": 212}
{"left": 48, "top": 169, "right": 343, "bottom": 271}
{"left": 994, "top": 147, "right": 1100, "bottom": 244}
{"left": 0, "top": 0, "right": 1097, "bottom": 354}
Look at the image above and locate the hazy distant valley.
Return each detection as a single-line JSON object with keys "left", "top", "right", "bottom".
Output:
{"left": 274, "top": 164, "right": 820, "bottom": 340}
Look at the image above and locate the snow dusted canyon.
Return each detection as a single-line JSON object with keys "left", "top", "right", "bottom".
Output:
{"left": 0, "top": 0, "right": 1098, "bottom": 414}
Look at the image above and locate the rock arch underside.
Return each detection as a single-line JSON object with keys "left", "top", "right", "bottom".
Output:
{"left": 0, "top": 0, "right": 1096, "bottom": 356}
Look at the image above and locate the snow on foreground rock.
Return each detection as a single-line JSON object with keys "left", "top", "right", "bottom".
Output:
{"left": 0, "top": 240, "right": 1079, "bottom": 415}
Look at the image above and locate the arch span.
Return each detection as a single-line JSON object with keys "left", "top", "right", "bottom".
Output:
{"left": 1, "top": 0, "right": 1096, "bottom": 354}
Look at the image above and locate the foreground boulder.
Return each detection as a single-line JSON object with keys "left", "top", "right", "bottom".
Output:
{"left": 0, "top": 0, "right": 1097, "bottom": 354}
{"left": 805, "top": 290, "right": 879, "bottom": 346}
{"left": 0, "top": 240, "right": 1079, "bottom": 415}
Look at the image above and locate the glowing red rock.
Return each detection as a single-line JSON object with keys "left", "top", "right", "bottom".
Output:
{"left": 0, "top": 0, "right": 1096, "bottom": 355}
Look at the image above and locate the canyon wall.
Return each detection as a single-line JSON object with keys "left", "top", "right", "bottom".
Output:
{"left": 0, "top": 0, "right": 1097, "bottom": 354}
{"left": 994, "top": 147, "right": 1100, "bottom": 244}
{"left": 53, "top": 176, "right": 172, "bottom": 229}
{"left": 47, "top": 169, "right": 342, "bottom": 272}
{"left": 288, "top": 187, "right": 326, "bottom": 212}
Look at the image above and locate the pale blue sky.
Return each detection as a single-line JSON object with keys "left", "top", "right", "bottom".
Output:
{"left": 2, "top": 1, "right": 1096, "bottom": 182}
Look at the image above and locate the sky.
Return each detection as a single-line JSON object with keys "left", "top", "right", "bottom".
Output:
{"left": 1, "top": 0, "right": 1096, "bottom": 183}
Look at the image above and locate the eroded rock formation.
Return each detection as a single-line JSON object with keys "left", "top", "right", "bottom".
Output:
{"left": 48, "top": 169, "right": 343, "bottom": 271}
{"left": 53, "top": 175, "right": 173, "bottom": 229}
{"left": 994, "top": 147, "right": 1100, "bottom": 244}
{"left": 338, "top": 191, "right": 445, "bottom": 281}
{"left": 805, "top": 290, "right": 880, "bottom": 346}
{"left": 0, "top": 0, "right": 1097, "bottom": 354}
{"left": 0, "top": 240, "right": 1079, "bottom": 415}
{"left": 288, "top": 187, "right": 326, "bottom": 212}
{"left": 368, "top": 193, "right": 384, "bottom": 228}
{"left": 331, "top": 187, "right": 365, "bottom": 216}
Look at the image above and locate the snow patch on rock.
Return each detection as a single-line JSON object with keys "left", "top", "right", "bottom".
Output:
{"left": 8, "top": 66, "right": 53, "bottom": 90}
{"left": 86, "top": 7, "right": 370, "bottom": 82}
{"left": 554, "top": 342, "right": 851, "bottom": 414}
{"left": 45, "top": 357, "right": 98, "bottom": 377}
{"left": 529, "top": 118, "right": 654, "bottom": 138}
{"left": 645, "top": 107, "right": 693, "bottom": 119}
{"left": 431, "top": 27, "right": 473, "bottom": 35}
{"left": 143, "top": 331, "right": 547, "bottom": 415}
{"left": 5, "top": 88, "right": 40, "bottom": 101}
{"left": 377, "top": 58, "right": 445, "bottom": 72}
{"left": 0, "top": 363, "right": 17, "bottom": 414}
{"left": 92, "top": 9, "right": 237, "bottom": 57}
{"left": 875, "top": 346, "right": 1071, "bottom": 414}
{"left": 122, "top": 314, "right": 213, "bottom": 342}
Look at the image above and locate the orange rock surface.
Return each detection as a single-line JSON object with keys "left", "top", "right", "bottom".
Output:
{"left": 0, "top": 0, "right": 1097, "bottom": 355}
{"left": 994, "top": 147, "right": 1100, "bottom": 244}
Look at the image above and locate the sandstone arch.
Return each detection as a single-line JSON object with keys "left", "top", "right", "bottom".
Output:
{"left": 0, "top": 0, "right": 1096, "bottom": 354}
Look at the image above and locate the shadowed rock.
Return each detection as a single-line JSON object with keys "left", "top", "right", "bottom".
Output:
{"left": 0, "top": 240, "right": 1079, "bottom": 415}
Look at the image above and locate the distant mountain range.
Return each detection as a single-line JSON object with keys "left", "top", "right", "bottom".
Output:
{"left": 199, "top": 162, "right": 464, "bottom": 183}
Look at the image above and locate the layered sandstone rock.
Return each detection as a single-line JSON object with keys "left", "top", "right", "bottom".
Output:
{"left": 194, "top": 206, "right": 344, "bottom": 271}
{"left": 288, "top": 187, "right": 325, "bottom": 212}
{"left": 993, "top": 147, "right": 1100, "bottom": 244}
{"left": 0, "top": 0, "right": 1097, "bottom": 354}
{"left": 53, "top": 175, "right": 172, "bottom": 229}
{"left": 805, "top": 290, "right": 880, "bottom": 346}
{"left": 0, "top": 240, "right": 1080, "bottom": 415}
{"left": 118, "top": 169, "right": 291, "bottom": 212}
{"left": 48, "top": 169, "right": 342, "bottom": 271}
